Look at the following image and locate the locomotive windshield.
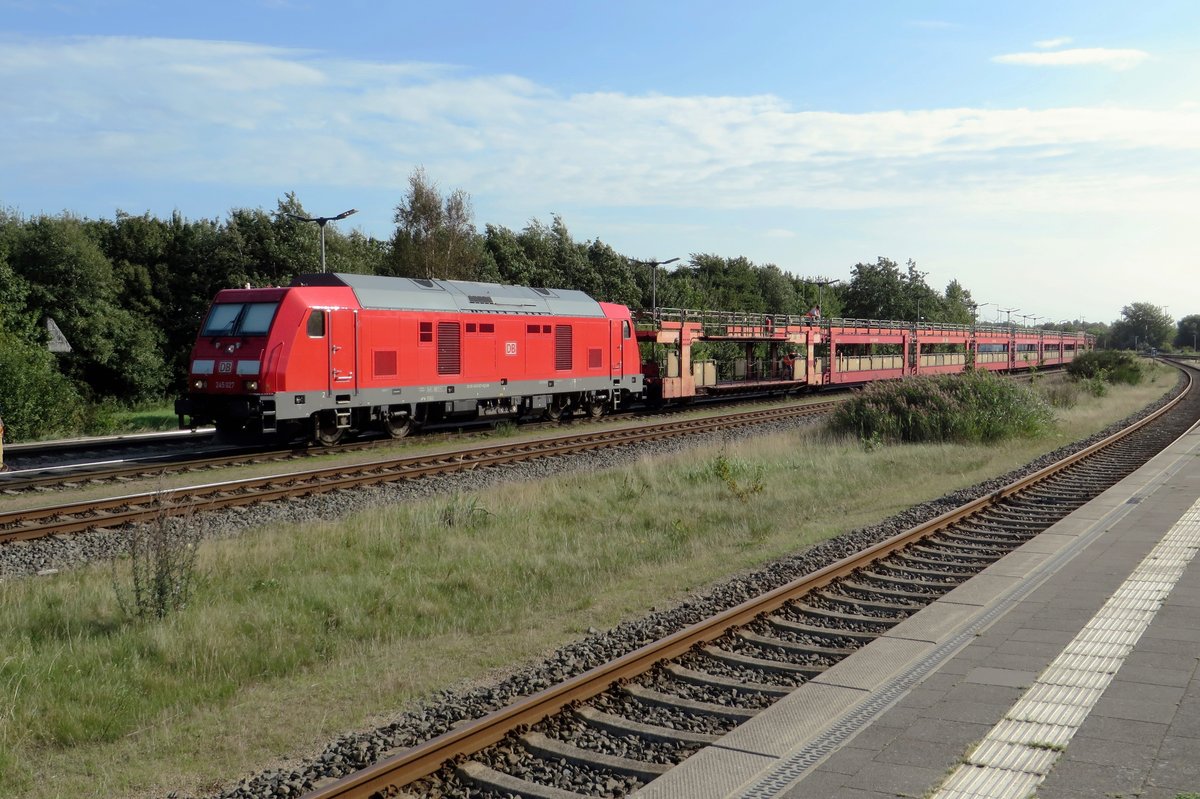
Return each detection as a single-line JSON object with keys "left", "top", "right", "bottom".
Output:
{"left": 201, "top": 302, "right": 279, "bottom": 336}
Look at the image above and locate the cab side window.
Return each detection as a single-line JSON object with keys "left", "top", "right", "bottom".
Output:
{"left": 307, "top": 310, "right": 326, "bottom": 337}
{"left": 622, "top": 320, "right": 631, "bottom": 339}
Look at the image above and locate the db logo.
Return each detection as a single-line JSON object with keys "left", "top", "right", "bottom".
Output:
{"left": 218, "top": 362, "right": 233, "bottom": 373}
{"left": 505, "top": 342, "right": 518, "bottom": 356}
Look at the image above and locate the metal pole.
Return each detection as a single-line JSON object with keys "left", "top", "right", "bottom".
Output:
{"left": 319, "top": 223, "right": 327, "bottom": 273}
{"left": 633, "top": 258, "right": 679, "bottom": 319}
{"left": 288, "top": 208, "right": 357, "bottom": 273}
{"left": 811, "top": 278, "right": 839, "bottom": 317}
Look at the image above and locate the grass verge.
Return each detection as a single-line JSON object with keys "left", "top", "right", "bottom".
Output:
{"left": 0, "top": 364, "right": 1178, "bottom": 798}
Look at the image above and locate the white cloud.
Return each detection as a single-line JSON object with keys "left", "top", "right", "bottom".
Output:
{"left": 0, "top": 35, "right": 1195, "bottom": 223}
{"left": 1033, "top": 37, "right": 1073, "bottom": 49}
{"left": 992, "top": 47, "right": 1149, "bottom": 70}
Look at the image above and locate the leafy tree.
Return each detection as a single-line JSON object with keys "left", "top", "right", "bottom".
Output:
{"left": 1175, "top": 314, "right": 1200, "bottom": 351}
{"left": 902, "top": 259, "right": 942, "bottom": 322}
{"left": 484, "top": 223, "right": 536, "bottom": 285}
{"left": 389, "top": 167, "right": 483, "bottom": 280}
{"left": 756, "top": 265, "right": 800, "bottom": 316}
{"left": 8, "top": 214, "right": 169, "bottom": 401}
{"left": 586, "top": 240, "right": 640, "bottom": 308}
{"left": 840, "top": 257, "right": 906, "bottom": 320}
{"left": 331, "top": 229, "right": 390, "bottom": 276}
{"left": 942, "top": 280, "right": 976, "bottom": 325}
{"left": 690, "top": 254, "right": 763, "bottom": 312}
{"left": 0, "top": 234, "right": 38, "bottom": 343}
{"left": 1109, "top": 302, "right": 1173, "bottom": 350}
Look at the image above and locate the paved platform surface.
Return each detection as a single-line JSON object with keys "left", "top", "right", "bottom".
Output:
{"left": 637, "top": 417, "right": 1200, "bottom": 799}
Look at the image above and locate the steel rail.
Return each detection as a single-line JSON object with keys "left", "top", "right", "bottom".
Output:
{"left": 0, "top": 396, "right": 808, "bottom": 494}
{"left": 0, "top": 402, "right": 838, "bottom": 543}
{"left": 301, "top": 370, "right": 1192, "bottom": 799}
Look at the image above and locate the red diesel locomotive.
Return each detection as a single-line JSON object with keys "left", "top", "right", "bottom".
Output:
{"left": 174, "top": 273, "right": 643, "bottom": 444}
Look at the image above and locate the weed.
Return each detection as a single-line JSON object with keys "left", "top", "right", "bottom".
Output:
{"left": 1038, "top": 379, "right": 1080, "bottom": 408}
{"left": 1026, "top": 740, "right": 1066, "bottom": 751}
{"left": 439, "top": 494, "right": 491, "bottom": 528}
{"left": 492, "top": 420, "right": 519, "bottom": 437}
{"left": 710, "top": 452, "right": 764, "bottom": 502}
{"left": 667, "top": 518, "right": 691, "bottom": 547}
{"left": 618, "top": 473, "right": 649, "bottom": 500}
{"left": 112, "top": 496, "right": 202, "bottom": 620}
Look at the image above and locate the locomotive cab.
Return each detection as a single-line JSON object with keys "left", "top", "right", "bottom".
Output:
{"left": 175, "top": 287, "right": 288, "bottom": 438}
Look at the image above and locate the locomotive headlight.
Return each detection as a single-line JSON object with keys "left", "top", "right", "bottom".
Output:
{"left": 243, "top": 380, "right": 259, "bottom": 391}
{"left": 192, "top": 378, "right": 208, "bottom": 390}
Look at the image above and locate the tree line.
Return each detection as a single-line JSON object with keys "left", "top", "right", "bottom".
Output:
{"left": 0, "top": 169, "right": 1191, "bottom": 440}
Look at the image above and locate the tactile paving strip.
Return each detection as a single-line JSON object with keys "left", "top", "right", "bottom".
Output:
{"left": 930, "top": 496, "right": 1200, "bottom": 799}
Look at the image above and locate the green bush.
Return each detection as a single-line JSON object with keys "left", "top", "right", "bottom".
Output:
{"left": 1067, "top": 350, "right": 1143, "bottom": 385}
{"left": 0, "top": 331, "right": 87, "bottom": 440}
{"left": 828, "top": 371, "right": 1054, "bottom": 445}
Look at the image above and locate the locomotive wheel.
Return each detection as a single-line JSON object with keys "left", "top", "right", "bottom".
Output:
{"left": 213, "top": 418, "right": 246, "bottom": 443}
{"left": 545, "top": 397, "right": 569, "bottom": 422}
{"left": 584, "top": 398, "right": 607, "bottom": 418}
{"left": 313, "top": 412, "right": 345, "bottom": 446}
{"left": 383, "top": 412, "right": 413, "bottom": 439}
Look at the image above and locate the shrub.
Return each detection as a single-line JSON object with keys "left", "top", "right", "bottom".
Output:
{"left": 0, "top": 330, "right": 87, "bottom": 440}
{"left": 828, "top": 371, "right": 1054, "bottom": 445}
{"left": 1067, "top": 350, "right": 1143, "bottom": 385}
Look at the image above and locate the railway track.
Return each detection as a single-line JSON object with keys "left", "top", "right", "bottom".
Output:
{"left": 295, "top": 364, "right": 1199, "bottom": 799}
{"left": 0, "top": 402, "right": 838, "bottom": 544}
{"left": 0, "top": 396, "right": 814, "bottom": 495}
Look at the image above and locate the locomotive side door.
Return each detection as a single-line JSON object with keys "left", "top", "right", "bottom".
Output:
{"left": 610, "top": 318, "right": 629, "bottom": 380}
{"left": 328, "top": 309, "right": 358, "bottom": 394}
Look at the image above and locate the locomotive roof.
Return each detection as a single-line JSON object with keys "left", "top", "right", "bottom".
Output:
{"left": 291, "top": 273, "right": 606, "bottom": 317}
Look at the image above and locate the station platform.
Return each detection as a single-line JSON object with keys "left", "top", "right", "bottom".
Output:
{"left": 637, "top": 417, "right": 1200, "bottom": 799}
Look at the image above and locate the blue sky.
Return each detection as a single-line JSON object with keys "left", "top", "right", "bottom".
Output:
{"left": 2, "top": 0, "right": 1198, "bottom": 325}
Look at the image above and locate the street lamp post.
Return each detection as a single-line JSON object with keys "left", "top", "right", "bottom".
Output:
{"left": 811, "top": 278, "right": 840, "bottom": 316}
{"left": 288, "top": 208, "right": 358, "bottom": 273}
{"left": 1000, "top": 307, "right": 1019, "bottom": 325}
{"left": 632, "top": 258, "right": 680, "bottom": 319}
{"left": 974, "top": 302, "right": 997, "bottom": 324}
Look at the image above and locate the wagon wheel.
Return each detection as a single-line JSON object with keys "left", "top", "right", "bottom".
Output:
{"left": 313, "top": 412, "right": 345, "bottom": 446}
{"left": 382, "top": 411, "right": 413, "bottom": 439}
